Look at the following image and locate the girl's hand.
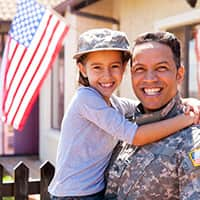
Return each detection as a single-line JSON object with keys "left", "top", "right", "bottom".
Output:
{"left": 184, "top": 106, "right": 199, "bottom": 124}
{"left": 182, "top": 98, "right": 200, "bottom": 124}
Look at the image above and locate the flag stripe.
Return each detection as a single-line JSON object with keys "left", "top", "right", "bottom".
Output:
{"left": 2, "top": 38, "right": 12, "bottom": 110}
{"left": 3, "top": 45, "right": 27, "bottom": 119}
{"left": 3, "top": 38, "right": 17, "bottom": 99}
{"left": 6, "top": 40, "right": 22, "bottom": 88}
{"left": 4, "top": 42, "right": 27, "bottom": 112}
{"left": 5, "top": 39, "right": 17, "bottom": 89}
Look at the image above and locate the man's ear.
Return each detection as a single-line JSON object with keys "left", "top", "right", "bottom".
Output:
{"left": 176, "top": 65, "right": 185, "bottom": 83}
{"left": 77, "top": 62, "right": 87, "bottom": 78}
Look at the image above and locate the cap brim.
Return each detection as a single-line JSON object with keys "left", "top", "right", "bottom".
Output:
{"left": 73, "top": 48, "right": 131, "bottom": 59}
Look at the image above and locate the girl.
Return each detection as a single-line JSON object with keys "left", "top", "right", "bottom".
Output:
{"left": 48, "top": 28, "right": 197, "bottom": 200}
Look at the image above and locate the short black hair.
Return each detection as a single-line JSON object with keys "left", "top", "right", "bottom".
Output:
{"left": 132, "top": 31, "right": 181, "bottom": 69}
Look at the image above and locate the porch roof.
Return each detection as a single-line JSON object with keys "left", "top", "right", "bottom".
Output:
{"left": 0, "top": 0, "right": 65, "bottom": 22}
{"left": 0, "top": 0, "right": 101, "bottom": 22}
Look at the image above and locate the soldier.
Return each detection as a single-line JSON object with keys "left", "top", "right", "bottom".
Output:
{"left": 105, "top": 31, "right": 200, "bottom": 200}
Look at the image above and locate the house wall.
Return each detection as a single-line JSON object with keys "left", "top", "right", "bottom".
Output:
{"left": 40, "top": 0, "right": 200, "bottom": 163}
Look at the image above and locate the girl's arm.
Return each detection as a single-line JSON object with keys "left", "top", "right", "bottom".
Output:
{"left": 132, "top": 112, "right": 194, "bottom": 146}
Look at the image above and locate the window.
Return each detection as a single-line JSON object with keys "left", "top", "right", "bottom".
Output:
{"left": 189, "top": 38, "right": 199, "bottom": 98}
{"left": 51, "top": 46, "right": 65, "bottom": 129}
{"left": 0, "top": 33, "right": 7, "bottom": 63}
{"left": 189, "top": 26, "right": 200, "bottom": 98}
{"left": 169, "top": 26, "right": 199, "bottom": 98}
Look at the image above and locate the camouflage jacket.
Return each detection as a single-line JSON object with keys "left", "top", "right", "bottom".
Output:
{"left": 105, "top": 95, "right": 200, "bottom": 200}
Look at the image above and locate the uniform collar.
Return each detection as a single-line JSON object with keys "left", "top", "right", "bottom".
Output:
{"left": 135, "top": 93, "right": 184, "bottom": 125}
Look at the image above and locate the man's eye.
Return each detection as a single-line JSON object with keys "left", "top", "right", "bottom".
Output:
{"left": 134, "top": 67, "right": 144, "bottom": 73}
{"left": 157, "top": 66, "right": 168, "bottom": 71}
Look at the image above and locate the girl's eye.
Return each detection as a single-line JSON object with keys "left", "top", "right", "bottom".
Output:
{"left": 93, "top": 66, "right": 101, "bottom": 70}
{"left": 112, "top": 65, "right": 120, "bottom": 68}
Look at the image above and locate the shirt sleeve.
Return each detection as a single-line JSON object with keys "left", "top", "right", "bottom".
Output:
{"left": 111, "top": 95, "right": 139, "bottom": 117}
{"left": 78, "top": 87, "right": 138, "bottom": 144}
{"left": 178, "top": 126, "right": 200, "bottom": 199}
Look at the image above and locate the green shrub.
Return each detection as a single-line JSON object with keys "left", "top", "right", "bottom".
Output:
{"left": 3, "top": 197, "right": 14, "bottom": 200}
{"left": 3, "top": 175, "right": 13, "bottom": 182}
{"left": 3, "top": 175, "right": 14, "bottom": 200}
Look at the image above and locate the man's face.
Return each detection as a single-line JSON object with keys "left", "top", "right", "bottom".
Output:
{"left": 131, "top": 41, "right": 184, "bottom": 112}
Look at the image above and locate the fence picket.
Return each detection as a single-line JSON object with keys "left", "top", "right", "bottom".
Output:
{"left": 0, "top": 161, "right": 55, "bottom": 200}
{"left": 40, "top": 161, "right": 55, "bottom": 200}
{"left": 14, "top": 162, "right": 29, "bottom": 200}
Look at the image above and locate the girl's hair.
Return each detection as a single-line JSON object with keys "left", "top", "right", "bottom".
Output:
{"left": 77, "top": 51, "right": 131, "bottom": 86}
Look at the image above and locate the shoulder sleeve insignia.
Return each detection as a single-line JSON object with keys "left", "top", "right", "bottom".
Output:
{"left": 189, "top": 148, "right": 200, "bottom": 167}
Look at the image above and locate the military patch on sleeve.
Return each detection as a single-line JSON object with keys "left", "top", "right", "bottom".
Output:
{"left": 189, "top": 148, "right": 200, "bottom": 167}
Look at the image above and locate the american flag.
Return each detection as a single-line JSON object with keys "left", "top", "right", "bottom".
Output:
{"left": 189, "top": 148, "right": 200, "bottom": 166}
{"left": 1, "top": 0, "right": 69, "bottom": 130}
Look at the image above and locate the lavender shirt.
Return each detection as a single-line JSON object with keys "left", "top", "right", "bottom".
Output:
{"left": 48, "top": 86, "right": 138, "bottom": 196}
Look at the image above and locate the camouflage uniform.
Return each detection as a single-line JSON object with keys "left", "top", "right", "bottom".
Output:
{"left": 105, "top": 95, "right": 200, "bottom": 200}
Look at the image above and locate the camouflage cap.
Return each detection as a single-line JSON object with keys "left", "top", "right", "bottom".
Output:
{"left": 73, "top": 28, "right": 131, "bottom": 59}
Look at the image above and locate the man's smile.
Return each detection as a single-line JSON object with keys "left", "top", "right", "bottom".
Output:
{"left": 143, "top": 87, "right": 162, "bottom": 96}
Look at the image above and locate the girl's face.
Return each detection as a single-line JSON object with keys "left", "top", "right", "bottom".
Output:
{"left": 78, "top": 50, "right": 126, "bottom": 103}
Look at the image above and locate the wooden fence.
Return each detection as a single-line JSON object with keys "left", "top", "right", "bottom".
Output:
{"left": 0, "top": 161, "right": 55, "bottom": 200}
